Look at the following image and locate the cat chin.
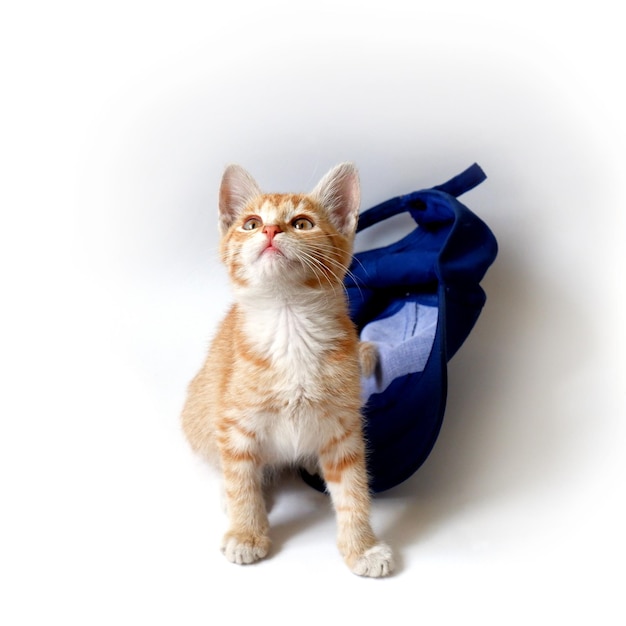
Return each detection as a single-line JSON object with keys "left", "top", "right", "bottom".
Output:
{"left": 238, "top": 257, "right": 306, "bottom": 289}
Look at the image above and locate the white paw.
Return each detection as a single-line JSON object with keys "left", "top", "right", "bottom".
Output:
{"left": 221, "top": 533, "right": 270, "bottom": 565}
{"left": 351, "top": 543, "right": 394, "bottom": 578}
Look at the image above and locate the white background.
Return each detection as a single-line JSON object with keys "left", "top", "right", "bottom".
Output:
{"left": 1, "top": 1, "right": 625, "bottom": 624}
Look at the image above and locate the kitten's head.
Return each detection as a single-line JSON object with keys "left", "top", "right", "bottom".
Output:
{"left": 217, "top": 163, "right": 360, "bottom": 294}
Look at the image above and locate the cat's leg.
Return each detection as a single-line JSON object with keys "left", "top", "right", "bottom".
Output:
{"left": 218, "top": 429, "right": 270, "bottom": 565}
{"left": 358, "top": 341, "right": 379, "bottom": 378}
{"left": 319, "top": 428, "right": 394, "bottom": 577}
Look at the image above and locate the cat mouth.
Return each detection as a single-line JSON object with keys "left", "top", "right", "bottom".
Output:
{"left": 260, "top": 243, "right": 284, "bottom": 258}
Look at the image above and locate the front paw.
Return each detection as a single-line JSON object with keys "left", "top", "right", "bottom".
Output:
{"left": 221, "top": 531, "right": 270, "bottom": 565}
{"left": 350, "top": 543, "right": 394, "bottom": 578}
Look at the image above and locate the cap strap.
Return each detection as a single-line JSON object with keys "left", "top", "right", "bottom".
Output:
{"left": 356, "top": 163, "right": 486, "bottom": 233}
{"left": 433, "top": 163, "right": 486, "bottom": 197}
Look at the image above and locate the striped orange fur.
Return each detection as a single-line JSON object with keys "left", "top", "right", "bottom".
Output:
{"left": 181, "top": 163, "right": 394, "bottom": 577}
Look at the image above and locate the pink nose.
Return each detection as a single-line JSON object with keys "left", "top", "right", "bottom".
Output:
{"left": 262, "top": 224, "right": 282, "bottom": 243}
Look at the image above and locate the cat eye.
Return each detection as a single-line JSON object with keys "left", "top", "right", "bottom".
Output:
{"left": 292, "top": 217, "right": 315, "bottom": 231}
{"left": 242, "top": 217, "right": 262, "bottom": 231}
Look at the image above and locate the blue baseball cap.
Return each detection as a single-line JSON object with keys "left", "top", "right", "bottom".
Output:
{"left": 302, "top": 163, "right": 498, "bottom": 493}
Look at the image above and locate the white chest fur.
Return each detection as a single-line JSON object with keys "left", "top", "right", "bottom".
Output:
{"left": 239, "top": 294, "right": 342, "bottom": 379}
{"left": 237, "top": 295, "right": 346, "bottom": 462}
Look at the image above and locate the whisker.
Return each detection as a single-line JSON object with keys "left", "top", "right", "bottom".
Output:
{"left": 296, "top": 249, "right": 340, "bottom": 296}
{"left": 298, "top": 241, "right": 365, "bottom": 300}
{"left": 297, "top": 248, "right": 341, "bottom": 287}
{"left": 297, "top": 249, "right": 352, "bottom": 299}
{"left": 296, "top": 250, "right": 331, "bottom": 293}
{"left": 298, "top": 235, "right": 368, "bottom": 279}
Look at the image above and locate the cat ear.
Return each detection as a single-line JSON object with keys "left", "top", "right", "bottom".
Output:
{"left": 218, "top": 165, "right": 262, "bottom": 235}
{"left": 310, "top": 163, "right": 360, "bottom": 237}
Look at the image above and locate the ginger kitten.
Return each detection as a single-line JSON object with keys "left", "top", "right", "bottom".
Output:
{"left": 181, "top": 163, "right": 394, "bottom": 577}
